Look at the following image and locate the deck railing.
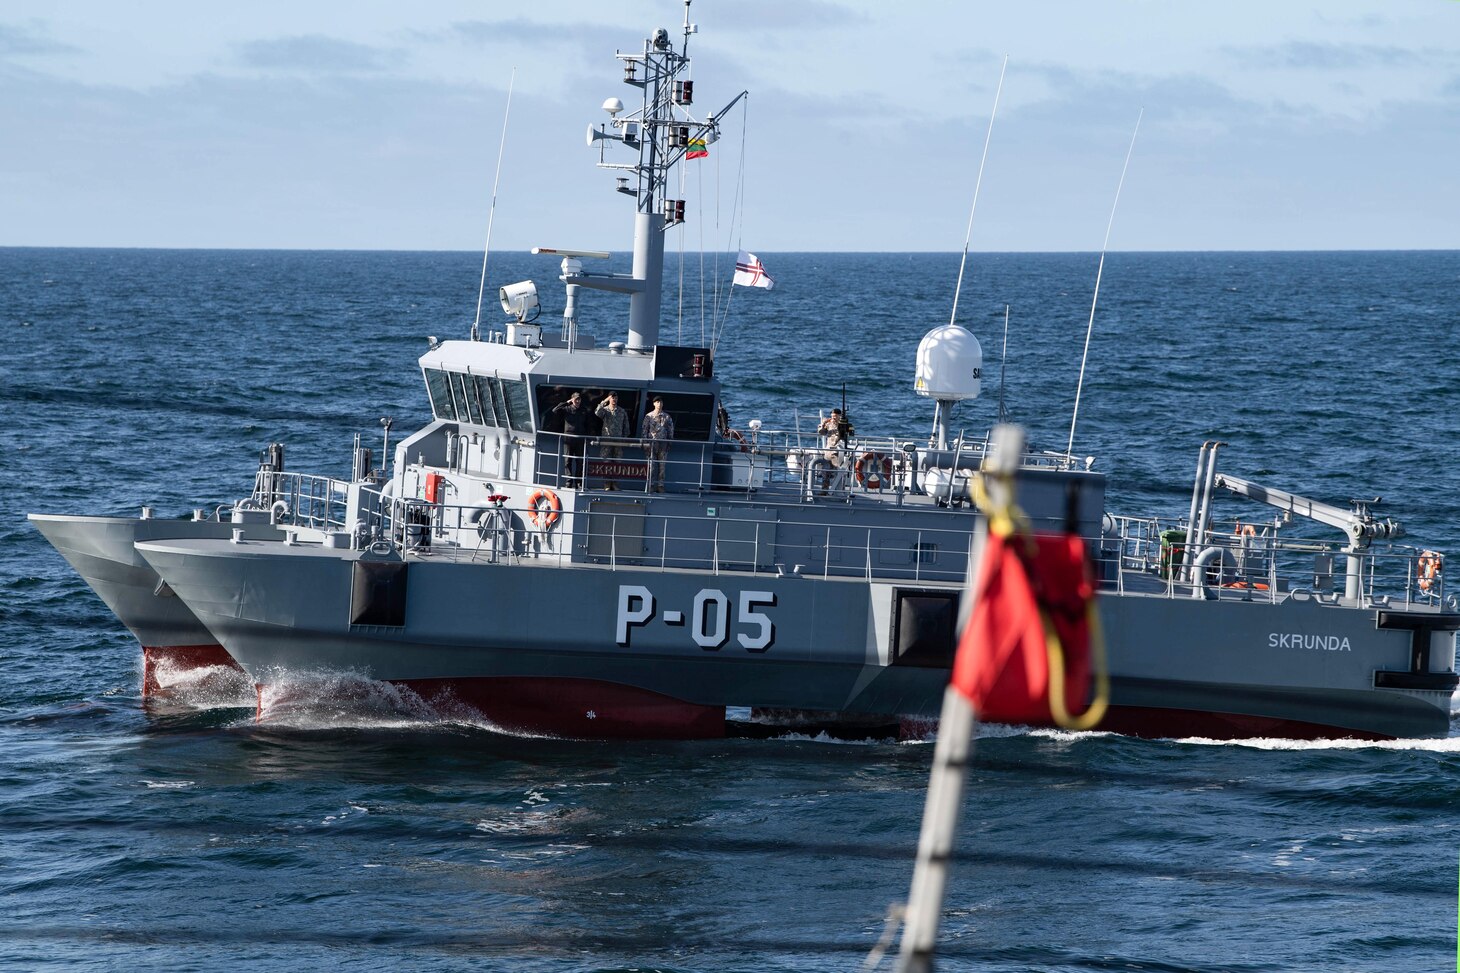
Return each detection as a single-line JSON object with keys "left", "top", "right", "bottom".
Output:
{"left": 1098, "top": 513, "right": 1448, "bottom": 608}
{"left": 525, "top": 425, "right": 1077, "bottom": 498}
{"left": 249, "top": 470, "right": 1449, "bottom": 608}
{"left": 249, "top": 470, "right": 350, "bottom": 531}
{"left": 355, "top": 488, "right": 971, "bottom": 584}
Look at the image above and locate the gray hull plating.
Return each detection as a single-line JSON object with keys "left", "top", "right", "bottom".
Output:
{"left": 135, "top": 539, "right": 947, "bottom": 717}
{"left": 136, "top": 535, "right": 1456, "bottom": 738}
{"left": 27, "top": 514, "right": 264, "bottom": 649}
{"left": 1100, "top": 593, "right": 1452, "bottom": 738}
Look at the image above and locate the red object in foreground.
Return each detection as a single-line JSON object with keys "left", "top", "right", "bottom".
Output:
{"left": 951, "top": 531, "right": 1096, "bottom": 725}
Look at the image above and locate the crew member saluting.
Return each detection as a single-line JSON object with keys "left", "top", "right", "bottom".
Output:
{"left": 552, "top": 391, "right": 591, "bottom": 487}
{"left": 595, "top": 392, "right": 629, "bottom": 490}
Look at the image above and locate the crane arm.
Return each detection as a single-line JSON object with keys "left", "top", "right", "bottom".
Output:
{"left": 1213, "top": 473, "right": 1401, "bottom": 547}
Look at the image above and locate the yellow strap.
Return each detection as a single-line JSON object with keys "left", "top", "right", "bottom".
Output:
{"left": 1043, "top": 601, "right": 1110, "bottom": 730}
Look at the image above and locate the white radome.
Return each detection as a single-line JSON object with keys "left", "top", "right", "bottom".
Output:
{"left": 914, "top": 323, "right": 982, "bottom": 400}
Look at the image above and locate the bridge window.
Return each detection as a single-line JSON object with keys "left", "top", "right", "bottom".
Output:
{"left": 651, "top": 391, "right": 715, "bottom": 441}
{"left": 535, "top": 386, "right": 644, "bottom": 436}
{"left": 424, "top": 368, "right": 531, "bottom": 433}
{"left": 500, "top": 377, "right": 532, "bottom": 434}
{"left": 424, "top": 368, "right": 457, "bottom": 421}
{"left": 450, "top": 372, "right": 482, "bottom": 425}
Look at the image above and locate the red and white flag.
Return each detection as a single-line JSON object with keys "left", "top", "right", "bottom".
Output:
{"left": 733, "top": 251, "right": 775, "bottom": 290}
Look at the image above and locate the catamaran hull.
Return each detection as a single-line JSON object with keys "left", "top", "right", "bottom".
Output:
{"left": 28, "top": 514, "right": 267, "bottom": 694}
{"left": 135, "top": 537, "right": 1457, "bottom": 740}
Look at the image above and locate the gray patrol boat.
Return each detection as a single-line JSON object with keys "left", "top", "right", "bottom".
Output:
{"left": 35, "top": 11, "right": 1459, "bottom": 739}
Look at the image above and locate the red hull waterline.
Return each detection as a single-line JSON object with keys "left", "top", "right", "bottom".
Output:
{"left": 1091, "top": 704, "right": 1391, "bottom": 742}
{"left": 255, "top": 675, "right": 728, "bottom": 740}
{"left": 241, "top": 674, "right": 1395, "bottom": 742}
{"left": 142, "top": 644, "right": 244, "bottom": 696}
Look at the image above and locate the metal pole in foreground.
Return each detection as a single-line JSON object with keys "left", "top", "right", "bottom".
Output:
{"left": 894, "top": 685, "right": 977, "bottom": 973}
{"left": 894, "top": 424, "right": 1024, "bottom": 973}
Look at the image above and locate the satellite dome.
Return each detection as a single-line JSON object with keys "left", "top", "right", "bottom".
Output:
{"left": 914, "top": 324, "right": 982, "bottom": 400}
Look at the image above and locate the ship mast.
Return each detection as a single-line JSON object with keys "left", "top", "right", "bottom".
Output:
{"left": 575, "top": 1, "right": 746, "bottom": 353}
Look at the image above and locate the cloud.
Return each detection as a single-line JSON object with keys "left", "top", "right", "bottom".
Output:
{"left": 438, "top": 19, "right": 620, "bottom": 47}
{"left": 0, "top": 21, "right": 78, "bottom": 58}
{"left": 436, "top": 1, "right": 863, "bottom": 47}
{"left": 1224, "top": 41, "right": 1422, "bottom": 71}
{"left": 705, "top": 1, "right": 868, "bottom": 31}
{"left": 235, "top": 35, "right": 398, "bottom": 74}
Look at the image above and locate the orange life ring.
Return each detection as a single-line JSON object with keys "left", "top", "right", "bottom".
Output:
{"left": 1417, "top": 550, "right": 1442, "bottom": 593}
{"left": 1237, "top": 523, "right": 1257, "bottom": 538}
{"left": 728, "top": 428, "right": 749, "bottom": 453}
{"left": 1222, "top": 580, "right": 1270, "bottom": 590}
{"left": 527, "top": 489, "right": 561, "bottom": 529}
{"left": 854, "top": 450, "right": 893, "bottom": 488}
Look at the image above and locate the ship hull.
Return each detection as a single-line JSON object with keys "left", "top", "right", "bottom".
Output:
{"left": 28, "top": 514, "right": 268, "bottom": 694}
{"left": 136, "top": 537, "right": 1456, "bottom": 740}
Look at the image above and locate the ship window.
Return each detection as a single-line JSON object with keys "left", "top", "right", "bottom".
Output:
{"left": 535, "top": 385, "right": 572, "bottom": 433}
{"left": 649, "top": 391, "right": 715, "bottom": 441}
{"left": 470, "top": 375, "right": 498, "bottom": 427}
{"left": 424, "top": 368, "right": 457, "bottom": 421}
{"left": 465, "top": 374, "right": 491, "bottom": 426}
{"left": 500, "top": 377, "right": 532, "bottom": 434}
{"left": 450, "top": 372, "right": 482, "bottom": 425}
{"left": 535, "top": 386, "right": 645, "bottom": 437}
{"left": 488, "top": 377, "right": 511, "bottom": 430}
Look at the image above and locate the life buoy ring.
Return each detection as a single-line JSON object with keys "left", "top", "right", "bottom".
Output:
{"left": 1237, "top": 523, "right": 1257, "bottom": 538}
{"left": 854, "top": 451, "right": 893, "bottom": 489}
{"left": 728, "top": 428, "right": 749, "bottom": 453}
{"left": 527, "top": 489, "right": 561, "bottom": 529}
{"left": 1417, "top": 550, "right": 1442, "bottom": 593}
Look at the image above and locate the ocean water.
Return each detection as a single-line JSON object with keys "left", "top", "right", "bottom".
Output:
{"left": 2, "top": 247, "right": 1460, "bottom": 972}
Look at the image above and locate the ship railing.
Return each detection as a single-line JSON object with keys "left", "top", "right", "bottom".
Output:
{"left": 532, "top": 428, "right": 1078, "bottom": 499}
{"left": 1099, "top": 513, "right": 1449, "bottom": 608}
{"left": 364, "top": 491, "right": 972, "bottom": 584}
{"left": 350, "top": 493, "right": 1449, "bottom": 605}
{"left": 741, "top": 427, "right": 1079, "bottom": 481}
{"left": 248, "top": 470, "right": 351, "bottom": 531}
{"left": 532, "top": 433, "right": 770, "bottom": 494}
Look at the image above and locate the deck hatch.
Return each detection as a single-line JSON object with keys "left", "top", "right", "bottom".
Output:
{"left": 585, "top": 500, "right": 647, "bottom": 563}
{"left": 714, "top": 510, "right": 778, "bottom": 572}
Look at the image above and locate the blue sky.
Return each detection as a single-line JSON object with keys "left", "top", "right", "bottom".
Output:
{"left": 2, "top": 1, "right": 1457, "bottom": 251}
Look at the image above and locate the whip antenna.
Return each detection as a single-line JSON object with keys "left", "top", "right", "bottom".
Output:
{"left": 948, "top": 55, "right": 1007, "bottom": 328}
{"left": 997, "top": 304, "right": 1010, "bottom": 425}
{"left": 1066, "top": 107, "right": 1142, "bottom": 461}
{"left": 472, "top": 68, "right": 517, "bottom": 341}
